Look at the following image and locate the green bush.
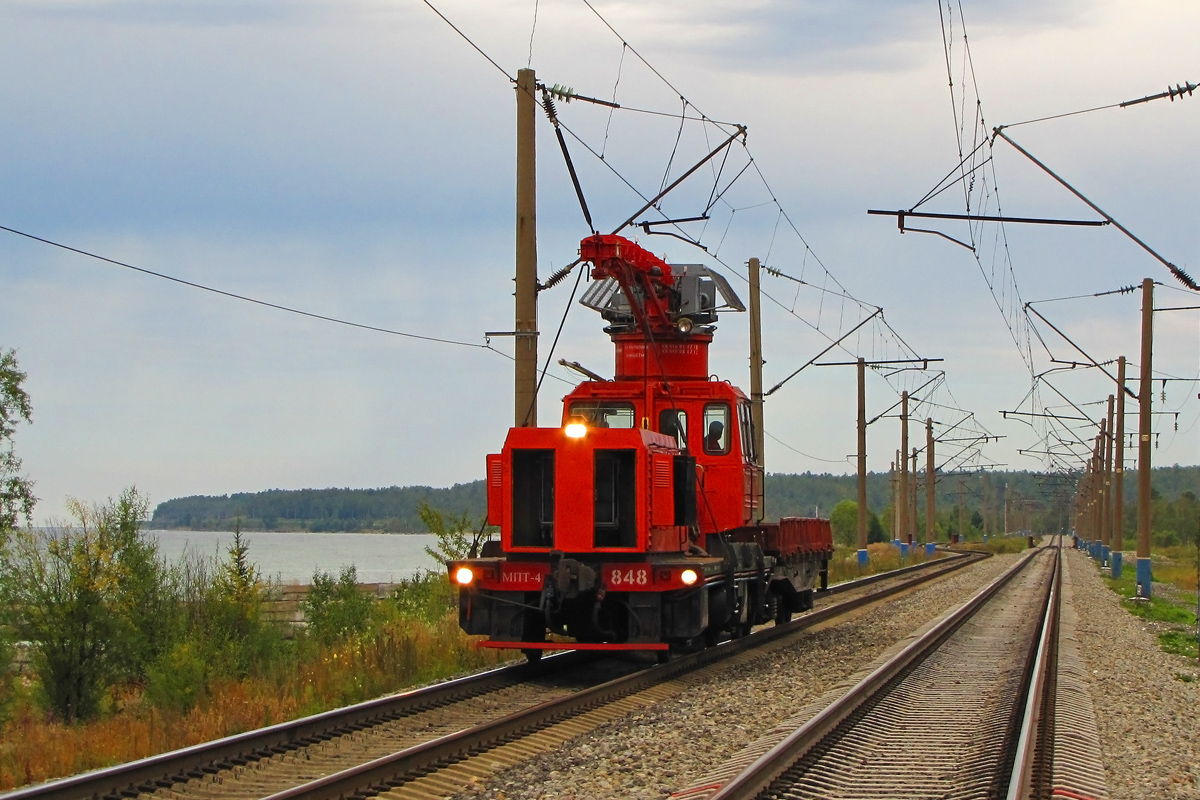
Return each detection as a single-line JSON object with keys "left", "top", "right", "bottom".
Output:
{"left": 1153, "top": 529, "right": 1181, "bottom": 548}
{"left": 302, "top": 566, "right": 374, "bottom": 645}
{"left": 145, "top": 639, "right": 208, "bottom": 713}
{"left": 1, "top": 488, "right": 162, "bottom": 721}
{"left": 389, "top": 571, "right": 457, "bottom": 625}
{"left": 0, "top": 627, "right": 15, "bottom": 726}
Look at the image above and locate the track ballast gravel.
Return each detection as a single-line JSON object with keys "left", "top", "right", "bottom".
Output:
{"left": 1065, "top": 549, "right": 1200, "bottom": 799}
{"left": 449, "top": 552, "right": 1025, "bottom": 800}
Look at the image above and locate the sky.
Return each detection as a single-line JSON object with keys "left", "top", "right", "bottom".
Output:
{"left": 1, "top": 0, "right": 1197, "bottom": 521}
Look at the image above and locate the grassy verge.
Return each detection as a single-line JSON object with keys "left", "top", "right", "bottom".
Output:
{"left": 956, "top": 536, "right": 1031, "bottom": 555}
{"left": 0, "top": 573, "right": 509, "bottom": 790}
{"left": 1097, "top": 551, "right": 1199, "bottom": 668}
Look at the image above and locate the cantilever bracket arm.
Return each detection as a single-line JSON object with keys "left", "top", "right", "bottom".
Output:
{"left": 991, "top": 127, "right": 1199, "bottom": 291}
{"left": 764, "top": 309, "right": 881, "bottom": 397}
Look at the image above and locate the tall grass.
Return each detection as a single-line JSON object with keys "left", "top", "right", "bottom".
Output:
{"left": 826, "top": 542, "right": 938, "bottom": 585}
{"left": 0, "top": 576, "right": 509, "bottom": 791}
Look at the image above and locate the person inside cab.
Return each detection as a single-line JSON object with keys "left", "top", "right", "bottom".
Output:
{"left": 705, "top": 420, "right": 725, "bottom": 453}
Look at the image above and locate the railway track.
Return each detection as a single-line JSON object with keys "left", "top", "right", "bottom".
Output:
{"left": 675, "top": 540, "right": 1066, "bottom": 800}
{"left": 3, "top": 549, "right": 985, "bottom": 800}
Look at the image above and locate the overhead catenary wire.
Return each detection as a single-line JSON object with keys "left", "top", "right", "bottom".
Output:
{"left": 420, "top": 0, "right": 513, "bottom": 81}
{"left": 416, "top": 0, "right": 988, "bottom": 458}
{"left": 0, "top": 222, "right": 516, "bottom": 354}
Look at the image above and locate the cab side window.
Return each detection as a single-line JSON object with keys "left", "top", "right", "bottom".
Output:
{"left": 702, "top": 403, "right": 730, "bottom": 455}
{"left": 738, "top": 402, "right": 757, "bottom": 462}
{"left": 658, "top": 408, "right": 688, "bottom": 450}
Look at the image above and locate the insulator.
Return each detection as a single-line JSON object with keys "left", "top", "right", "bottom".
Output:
{"left": 1168, "top": 81, "right": 1197, "bottom": 101}
{"left": 541, "top": 90, "right": 558, "bottom": 123}
{"left": 549, "top": 83, "right": 576, "bottom": 103}
{"left": 541, "top": 263, "right": 575, "bottom": 291}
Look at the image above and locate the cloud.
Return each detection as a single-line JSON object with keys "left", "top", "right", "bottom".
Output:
{"left": 575, "top": 0, "right": 1098, "bottom": 76}
{"left": 2, "top": 0, "right": 336, "bottom": 27}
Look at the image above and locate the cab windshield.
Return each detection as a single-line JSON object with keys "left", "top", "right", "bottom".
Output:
{"left": 568, "top": 401, "right": 636, "bottom": 429}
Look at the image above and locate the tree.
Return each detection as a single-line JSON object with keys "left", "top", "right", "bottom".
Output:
{"left": 206, "top": 522, "right": 279, "bottom": 678}
{"left": 419, "top": 503, "right": 477, "bottom": 564}
{"left": 830, "top": 499, "right": 886, "bottom": 546}
{"left": 0, "top": 348, "right": 36, "bottom": 536}
{"left": 829, "top": 500, "right": 858, "bottom": 547}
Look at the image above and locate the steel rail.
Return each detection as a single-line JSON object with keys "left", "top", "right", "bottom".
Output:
{"left": 0, "top": 653, "right": 587, "bottom": 800}
{"left": 706, "top": 545, "right": 1049, "bottom": 800}
{"left": 254, "top": 552, "right": 989, "bottom": 800}
{"left": 1006, "top": 539, "right": 1063, "bottom": 800}
{"left": 2, "top": 550, "right": 982, "bottom": 800}
{"left": 816, "top": 546, "right": 973, "bottom": 599}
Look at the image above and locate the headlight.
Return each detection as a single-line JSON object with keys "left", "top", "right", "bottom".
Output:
{"left": 680, "top": 568, "right": 699, "bottom": 586}
{"left": 564, "top": 422, "right": 587, "bottom": 438}
{"left": 454, "top": 566, "right": 475, "bottom": 585}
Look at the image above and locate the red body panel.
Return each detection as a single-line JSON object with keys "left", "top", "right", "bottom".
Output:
{"left": 498, "top": 426, "right": 686, "bottom": 554}
{"left": 612, "top": 332, "right": 711, "bottom": 381}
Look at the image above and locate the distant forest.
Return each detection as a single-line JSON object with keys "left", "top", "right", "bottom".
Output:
{"left": 149, "top": 465, "right": 1200, "bottom": 534}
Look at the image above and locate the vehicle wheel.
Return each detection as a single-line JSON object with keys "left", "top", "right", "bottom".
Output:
{"left": 774, "top": 605, "right": 792, "bottom": 625}
{"left": 522, "top": 648, "right": 543, "bottom": 663}
{"left": 656, "top": 649, "right": 672, "bottom": 665}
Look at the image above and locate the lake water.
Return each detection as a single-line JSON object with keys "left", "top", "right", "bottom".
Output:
{"left": 147, "top": 530, "right": 444, "bottom": 585}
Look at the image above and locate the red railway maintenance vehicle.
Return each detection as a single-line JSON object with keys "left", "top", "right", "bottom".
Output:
{"left": 450, "top": 234, "right": 833, "bottom": 659}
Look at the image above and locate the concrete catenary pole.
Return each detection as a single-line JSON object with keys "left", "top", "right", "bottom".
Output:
{"left": 1003, "top": 483, "right": 1009, "bottom": 539}
{"left": 1103, "top": 394, "right": 1115, "bottom": 565}
{"left": 983, "top": 473, "right": 991, "bottom": 542}
{"left": 925, "top": 418, "right": 935, "bottom": 554}
{"left": 898, "top": 392, "right": 909, "bottom": 552}
{"left": 749, "top": 258, "right": 766, "bottom": 521}
{"left": 1113, "top": 356, "right": 1126, "bottom": 578}
{"left": 514, "top": 68, "right": 539, "bottom": 427}
{"left": 1137, "top": 278, "right": 1154, "bottom": 597}
{"left": 910, "top": 449, "right": 919, "bottom": 546}
{"left": 1097, "top": 435, "right": 1104, "bottom": 551}
{"left": 891, "top": 457, "right": 898, "bottom": 541}
{"left": 856, "top": 357, "right": 868, "bottom": 567}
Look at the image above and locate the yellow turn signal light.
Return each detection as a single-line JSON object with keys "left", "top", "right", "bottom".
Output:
{"left": 454, "top": 566, "right": 475, "bottom": 586}
{"left": 680, "top": 568, "right": 699, "bottom": 586}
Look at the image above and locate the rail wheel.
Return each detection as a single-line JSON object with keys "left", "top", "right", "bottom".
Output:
{"left": 522, "top": 648, "right": 543, "bottom": 663}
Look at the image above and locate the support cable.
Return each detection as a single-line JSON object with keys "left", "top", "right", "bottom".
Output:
{"left": 0, "top": 223, "right": 494, "bottom": 351}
